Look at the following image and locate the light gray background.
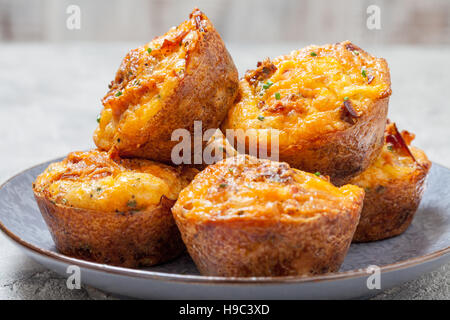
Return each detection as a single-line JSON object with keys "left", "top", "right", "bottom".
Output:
{"left": 1, "top": 0, "right": 449, "bottom": 45}
{"left": 0, "top": 0, "right": 449, "bottom": 300}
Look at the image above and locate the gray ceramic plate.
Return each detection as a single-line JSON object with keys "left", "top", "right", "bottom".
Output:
{"left": 0, "top": 158, "right": 449, "bottom": 299}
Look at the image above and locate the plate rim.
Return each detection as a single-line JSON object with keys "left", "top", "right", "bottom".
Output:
{"left": 0, "top": 158, "right": 449, "bottom": 285}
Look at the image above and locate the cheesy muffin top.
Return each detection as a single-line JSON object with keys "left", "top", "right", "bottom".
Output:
{"left": 350, "top": 122, "right": 430, "bottom": 188}
{"left": 33, "top": 150, "right": 196, "bottom": 213}
{"left": 223, "top": 41, "right": 391, "bottom": 147}
{"left": 94, "top": 8, "right": 238, "bottom": 161}
{"left": 173, "top": 155, "right": 364, "bottom": 222}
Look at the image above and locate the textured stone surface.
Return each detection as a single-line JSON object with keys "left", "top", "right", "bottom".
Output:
{"left": 0, "top": 43, "right": 449, "bottom": 299}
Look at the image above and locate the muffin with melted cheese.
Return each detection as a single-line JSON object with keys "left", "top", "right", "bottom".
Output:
{"left": 349, "top": 122, "right": 431, "bottom": 242}
{"left": 222, "top": 41, "right": 391, "bottom": 185}
{"left": 33, "top": 150, "right": 197, "bottom": 267}
{"left": 94, "top": 8, "right": 239, "bottom": 164}
{"left": 172, "top": 155, "right": 364, "bottom": 277}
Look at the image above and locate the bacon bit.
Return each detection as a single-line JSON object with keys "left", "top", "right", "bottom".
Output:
{"left": 343, "top": 100, "right": 359, "bottom": 117}
{"left": 401, "top": 130, "right": 415, "bottom": 145}
{"left": 108, "top": 146, "right": 121, "bottom": 162}
{"left": 367, "top": 74, "right": 375, "bottom": 84}
{"left": 257, "top": 100, "right": 266, "bottom": 109}
{"left": 345, "top": 42, "right": 361, "bottom": 57}
{"left": 61, "top": 163, "right": 115, "bottom": 181}
{"left": 385, "top": 123, "right": 417, "bottom": 163}
{"left": 90, "top": 168, "right": 115, "bottom": 180}
{"left": 195, "top": 15, "right": 202, "bottom": 29}
{"left": 268, "top": 102, "right": 286, "bottom": 113}
{"left": 160, "top": 30, "right": 189, "bottom": 51}
{"left": 245, "top": 58, "right": 277, "bottom": 87}
{"left": 160, "top": 39, "right": 176, "bottom": 50}
{"left": 288, "top": 94, "right": 299, "bottom": 101}
{"left": 190, "top": 9, "right": 205, "bottom": 32}
{"left": 345, "top": 42, "right": 358, "bottom": 51}
{"left": 264, "top": 96, "right": 306, "bottom": 115}
{"left": 189, "top": 8, "right": 201, "bottom": 19}
{"left": 341, "top": 100, "right": 360, "bottom": 124}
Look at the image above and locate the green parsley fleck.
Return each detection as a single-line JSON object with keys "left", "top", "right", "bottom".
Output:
{"left": 275, "top": 92, "right": 281, "bottom": 100}
{"left": 147, "top": 48, "right": 152, "bottom": 54}
{"left": 344, "top": 96, "right": 349, "bottom": 101}
{"left": 352, "top": 51, "right": 359, "bottom": 56}
{"left": 387, "top": 145, "right": 393, "bottom": 151}
{"left": 127, "top": 200, "right": 137, "bottom": 208}
{"left": 310, "top": 52, "right": 317, "bottom": 57}
{"left": 96, "top": 114, "right": 101, "bottom": 123}
{"left": 314, "top": 172, "right": 321, "bottom": 176}
{"left": 219, "top": 183, "right": 227, "bottom": 188}
{"left": 262, "top": 80, "right": 273, "bottom": 90}
{"left": 362, "top": 69, "right": 367, "bottom": 78}
{"left": 257, "top": 115, "right": 265, "bottom": 121}
{"left": 115, "top": 90, "right": 122, "bottom": 97}
{"left": 96, "top": 187, "right": 102, "bottom": 192}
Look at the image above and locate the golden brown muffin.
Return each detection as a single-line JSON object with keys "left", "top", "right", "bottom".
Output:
{"left": 94, "top": 8, "right": 239, "bottom": 164}
{"left": 172, "top": 155, "right": 364, "bottom": 277}
{"left": 222, "top": 41, "right": 391, "bottom": 185}
{"left": 33, "top": 150, "right": 197, "bottom": 267}
{"left": 349, "top": 122, "right": 431, "bottom": 242}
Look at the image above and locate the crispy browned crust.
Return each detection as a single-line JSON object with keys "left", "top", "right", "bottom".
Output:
{"left": 104, "top": 10, "right": 239, "bottom": 163}
{"left": 34, "top": 193, "right": 184, "bottom": 268}
{"left": 281, "top": 96, "right": 389, "bottom": 185}
{"left": 352, "top": 160, "right": 431, "bottom": 242}
{"left": 174, "top": 208, "right": 361, "bottom": 277}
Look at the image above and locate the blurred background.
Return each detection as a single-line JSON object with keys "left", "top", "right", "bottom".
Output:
{"left": 1, "top": 0, "right": 449, "bottom": 44}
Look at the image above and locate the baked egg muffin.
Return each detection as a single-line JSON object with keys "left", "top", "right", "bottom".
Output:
{"left": 33, "top": 150, "right": 197, "bottom": 267}
{"left": 94, "top": 8, "right": 239, "bottom": 164}
{"left": 349, "top": 122, "right": 431, "bottom": 242}
{"left": 222, "top": 41, "right": 391, "bottom": 185}
{"left": 172, "top": 155, "right": 364, "bottom": 277}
